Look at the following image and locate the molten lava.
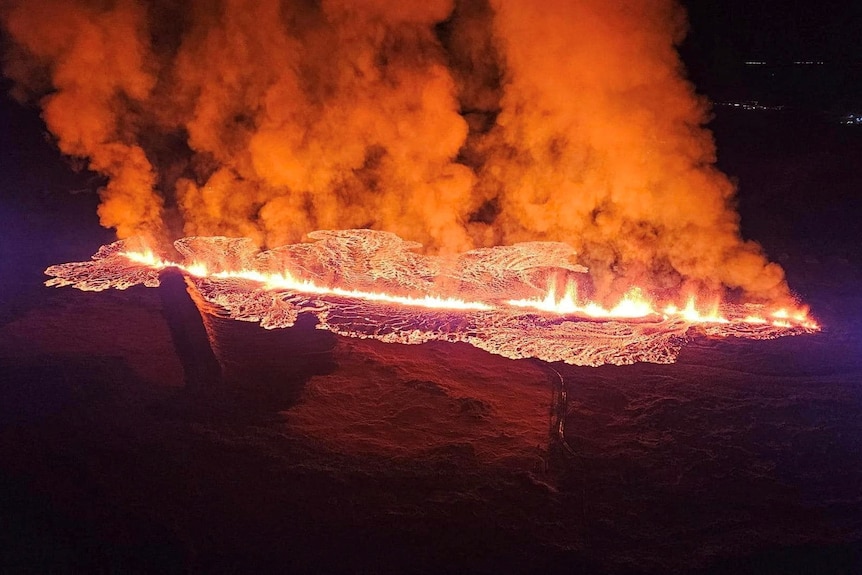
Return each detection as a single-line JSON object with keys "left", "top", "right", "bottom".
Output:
{"left": 45, "top": 231, "right": 818, "bottom": 367}
{"left": 123, "top": 249, "right": 494, "bottom": 311}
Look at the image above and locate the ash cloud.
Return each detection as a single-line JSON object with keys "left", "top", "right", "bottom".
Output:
{"left": 2, "top": 0, "right": 788, "bottom": 302}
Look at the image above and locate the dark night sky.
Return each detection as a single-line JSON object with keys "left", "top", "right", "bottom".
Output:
{"left": 680, "top": 1, "right": 862, "bottom": 108}
{"left": 683, "top": 0, "right": 862, "bottom": 63}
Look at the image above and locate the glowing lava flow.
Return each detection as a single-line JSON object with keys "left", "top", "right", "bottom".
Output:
{"left": 507, "top": 279, "right": 817, "bottom": 330}
{"left": 122, "top": 250, "right": 817, "bottom": 329}
{"left": 44, "top": 232, "right": 819, "bottom": 366}
{"left": 508, "top": 282, "right": 656, "bottom": 319}
{"left": 122, "top": 250, "right": 494, "bottom": 311}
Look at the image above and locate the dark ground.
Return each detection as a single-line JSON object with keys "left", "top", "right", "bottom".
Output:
{"left": 2, "top": 77, "right": 862, "bottom": 573}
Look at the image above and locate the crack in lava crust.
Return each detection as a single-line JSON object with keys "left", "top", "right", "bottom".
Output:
{"left": 44, "top": 232, "right": 818, "bottom": 367}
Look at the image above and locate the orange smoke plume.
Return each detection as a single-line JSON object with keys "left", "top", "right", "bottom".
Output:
{"left": 2, "top": 0, "right": 789, "bottom": 303}
{"left": 475, "top": 0, "right": 786, "bottom": 301}
{"left": 3, "top": 0, "right": 164, "bottom": 242}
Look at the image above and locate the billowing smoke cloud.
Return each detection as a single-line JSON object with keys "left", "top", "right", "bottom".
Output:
{"left": 475, "top": 0, "right": 786, "bottom": 300}
{"left": 3, "top": 0, "right": 163, "bottom": 239}
{"left": 1, "top": 0, "right": 788, "bottom": 302}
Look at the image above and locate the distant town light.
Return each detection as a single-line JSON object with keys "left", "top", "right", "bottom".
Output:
{"left": 716, "top": 101, "right": 785, "bottom": 112}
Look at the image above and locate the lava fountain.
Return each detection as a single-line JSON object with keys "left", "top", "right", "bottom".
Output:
{"left": 45, "top": 230, "right": 818, "bottom": 367}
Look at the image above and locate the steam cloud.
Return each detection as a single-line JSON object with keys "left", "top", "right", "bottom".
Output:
{"left": 2, "top": 0, "right": 788, "bottom": 302}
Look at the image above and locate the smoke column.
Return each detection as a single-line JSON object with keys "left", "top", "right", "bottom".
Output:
{"left": 1, "top": 0, "right": 788, "bottom": 302}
